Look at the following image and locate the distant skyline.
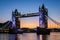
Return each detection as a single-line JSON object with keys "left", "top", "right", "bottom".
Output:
{"left": 0, "top": 0, "right": 60, "bottom": 28}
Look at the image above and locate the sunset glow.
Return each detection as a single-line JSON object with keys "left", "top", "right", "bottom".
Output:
{"left": 0, "top": 0, "right": 60, "bottom": 29}
{"left": 20, "top": 17, "right": 60, "bottom": 28}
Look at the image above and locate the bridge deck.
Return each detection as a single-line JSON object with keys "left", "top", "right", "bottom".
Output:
{"left": 21, "top": 13, "right": 39, "bottom": 18}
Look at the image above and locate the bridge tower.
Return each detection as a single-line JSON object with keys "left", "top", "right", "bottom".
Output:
{"left": 38, "top": 4, "right": 48, "bottom": 40}
{"left": 39, "top": 4, "right": 48, "bottom": 28}
{"left": 10, "top": 9, "right": 21, "bottom": 33}
{"left": 12, "top": 9, "right": 21, "bottom": 29}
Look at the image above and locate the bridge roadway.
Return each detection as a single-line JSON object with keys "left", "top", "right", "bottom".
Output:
{"left": 20, "top": 12, "right": 39, "bottom": 18}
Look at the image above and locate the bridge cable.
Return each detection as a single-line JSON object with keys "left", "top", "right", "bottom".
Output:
{"left": 45, "top": 15, "right": 60, "bottom": 26}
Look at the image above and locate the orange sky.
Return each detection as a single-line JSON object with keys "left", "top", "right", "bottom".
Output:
{"left": 20, "top": 19, "right": 60, "bottom": 29}
{"left": 20, "top": 17, "right": 39, "bottom": 28}
{"left": 21, "top": 23, "right": 60, "bottom": 29}
{"left": 48, "top": 20, "right": 60, "bottom": 29}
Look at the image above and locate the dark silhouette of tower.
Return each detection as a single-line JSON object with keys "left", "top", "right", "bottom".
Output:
{"left": 10, "top": 9, "right": 21, "bottom": 33}
{"left": 39, "top": 4, "right": 48, "bottom": 28}
{"left": 39, "top": 4, "right": 48, "bottom": 40}
{"left": 12, "top": 9, "right": 21, "bottom": 29}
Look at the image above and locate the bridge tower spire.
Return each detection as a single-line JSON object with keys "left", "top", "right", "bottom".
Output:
{"left": 39, "top": 4, "right": 48, "bottom": 28}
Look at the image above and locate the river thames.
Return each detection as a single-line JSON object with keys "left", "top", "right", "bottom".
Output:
{"left": 0, "top": 32, "right": 60, "bottom": 40}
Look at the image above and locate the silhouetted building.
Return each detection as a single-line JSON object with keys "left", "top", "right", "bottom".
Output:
{"left": 39, "top": 4, "right": 48, "bottom": 28}
{"left": 12, "top": 9, "right": 21, "bottom": 29}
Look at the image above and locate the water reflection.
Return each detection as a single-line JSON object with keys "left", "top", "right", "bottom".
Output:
{"left": 0, "top": 32, "right": 60, "bottom": 40}
{"left": 37, "top": 35, "right": 40, "bottom": 40}
{"left": 0, "top": 33, "right": 44, "bottom": 40}
{"left": 0, "top": 33, "right": 37, "bottom": 40}
{"left": 17, "top": 33, "right": 37, "bottom": 40}
{"left": 0, "top": 34, "right": 9, "bottom": 40}
{"left": 9, "top": 34, "right": 17, "bottom": 40}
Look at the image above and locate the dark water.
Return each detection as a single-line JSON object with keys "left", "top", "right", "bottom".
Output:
{"left": 0, "top": 32, "right": 60, "bottom": 40}
{"left": 0, "top": 33, "right": 37, "bottom": 40}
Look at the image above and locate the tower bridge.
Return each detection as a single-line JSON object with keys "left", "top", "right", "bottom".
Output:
{"left": 0, "top": 4, "right": 60, "bottom": 40}
{"left": 10, "top": 4, "right": 60, "bottom": 34}
{"left": 1, "top": 4, "right": 60, "bottom": 34}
